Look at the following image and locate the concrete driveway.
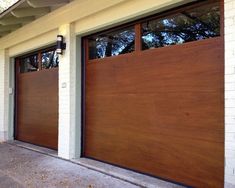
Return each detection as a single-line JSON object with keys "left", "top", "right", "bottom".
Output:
{"left": 0, "top": 143, "right": 140, "bottom": 188}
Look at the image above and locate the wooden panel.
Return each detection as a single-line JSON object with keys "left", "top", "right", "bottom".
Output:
{"left": 84, "top": 38, "right": 224, "bottom": 187}
{"left": 16, "top": 68, "right": 58, "bottom": 150}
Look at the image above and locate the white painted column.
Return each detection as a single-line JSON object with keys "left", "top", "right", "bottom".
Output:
{"left": 225, "top": 0, "right": 235, "bottom": 186}
{"left": 58, "top": 24, "right": 81, "bottom": 159}
{"left": 0, "top": 49, "right": 10, "bottom": 142}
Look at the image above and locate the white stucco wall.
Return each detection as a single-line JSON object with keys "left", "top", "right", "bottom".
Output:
{"left": 225, "top": 0, "right": 235, "bottom": 185}
{"left": 0, "top": 49, "right": 9, "bottom": 142}
{"left": 58, "top": 24, "right": 79, "bottom": 159}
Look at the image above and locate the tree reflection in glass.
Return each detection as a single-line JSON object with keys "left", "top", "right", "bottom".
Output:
{"left": 142, "top": 1, "right": 220, "bottom": 50}
{"left": 42, "top": 50, "right": 59, "bottom": 69}
{"left": 20, "top": 54, "right": 38, "bottom": 73}
{"left": 88, "top": 26, "right": 135, "bottom": 60}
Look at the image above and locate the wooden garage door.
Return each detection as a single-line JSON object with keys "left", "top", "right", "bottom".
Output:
{"left": 83, "top": 1, "right": 224, "bottom": 187}
{"left": 15, "top": 47, "right": 59, "bottom": 150}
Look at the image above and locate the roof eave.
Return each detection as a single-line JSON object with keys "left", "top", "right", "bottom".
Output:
{"left": 0, "top": 0, "right": 26, "bottom": 19}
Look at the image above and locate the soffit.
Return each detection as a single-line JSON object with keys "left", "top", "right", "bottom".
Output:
{"left": 0, "top": 0, "right": 72, "bottom": 38}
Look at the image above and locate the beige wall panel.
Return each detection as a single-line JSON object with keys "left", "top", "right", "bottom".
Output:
{"left": 74, "top": 0, "right": 195, "bottom": 35}
{"left": 8, "top": 29, "right": 57, "bottom": 57}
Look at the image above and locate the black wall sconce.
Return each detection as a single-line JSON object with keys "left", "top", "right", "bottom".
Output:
{"left": 56, "top": 35, "right": 66, "bottom": 55}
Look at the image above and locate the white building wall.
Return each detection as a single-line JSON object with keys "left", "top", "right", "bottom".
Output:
{"left": 225, "top": 0, "right": 235, "bottom": 186}
{"left": 0, "top": 49, "right": 9, "bottom": 142}
{"left": 58, "top": 24, "right": 80, "bottom": 159}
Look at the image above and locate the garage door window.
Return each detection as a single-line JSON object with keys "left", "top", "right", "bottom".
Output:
{"left": 86, "top": 0, "right": 220, "bottom": 61}
{"left": 42, "top": 50, "right": 59, "bottom": 69}
{"left": 142, "top": 1, "right": 220, "bottom": 50}
{"left": 88, "top": 26, "right": 135, "bottom": 60}
{"left": 19, "top": 46, "right": 58, "bottom": 73}
{"left": 20, "top": 54, "right": 38, "bottom": 73}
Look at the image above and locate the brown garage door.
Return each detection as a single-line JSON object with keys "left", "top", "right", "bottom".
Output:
{"left": 83, "top": 1, "right": 224, "bottom": 187}
{"left": 15, "top": 47, "right": 59, "bottom": 150}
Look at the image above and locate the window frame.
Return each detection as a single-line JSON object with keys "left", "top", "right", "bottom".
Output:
{"left": 17, "top": 45, "right": 58, "bottom": 74}
{"left": 84, "top": 0, "right": 222, "bottom": 62}
{"left": 87, "top": 25, "right": 136, "bottom": 60}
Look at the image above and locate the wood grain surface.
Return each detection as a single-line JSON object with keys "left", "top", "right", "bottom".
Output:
{"left": 84, "top": 37, "right": 224, "bottom": 187}
{"left": 16, "top": 68, "right": 58, "bottom": 150}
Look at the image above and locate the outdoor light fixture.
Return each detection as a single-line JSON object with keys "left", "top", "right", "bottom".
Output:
{"left": 56, "top": 35, "right": 66, "bottom": 55}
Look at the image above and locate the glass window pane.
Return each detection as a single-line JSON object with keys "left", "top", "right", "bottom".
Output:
{"left": 142, "top": 1, "right": 220, "bottom": 50}
{"left": 42, "top": 50, "right": 59, "bottom": 69}
{"left": 20, "top": 54, "right": 38, "bottom": 73}
{"left": 88, "top": 26, "right": 135, "bottom": 60}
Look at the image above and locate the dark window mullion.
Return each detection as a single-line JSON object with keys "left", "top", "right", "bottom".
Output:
{"left": 85, "top": 38, "right": 90, "bottom": 63}
{"left": 135, "top": 23, "right": 142, "bottom": 52}
{"left": 38, "top": 51, "right": 42, "bottom": 71}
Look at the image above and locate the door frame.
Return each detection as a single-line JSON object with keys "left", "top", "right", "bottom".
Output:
{"left": 81, "top": 0, "right": 225, "bottom": 157}
{"left": 14, "top": 45, "right": 58, "bottom": 147}
{"left": 80, "top": 0, "right": 224, "bottom": 186}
